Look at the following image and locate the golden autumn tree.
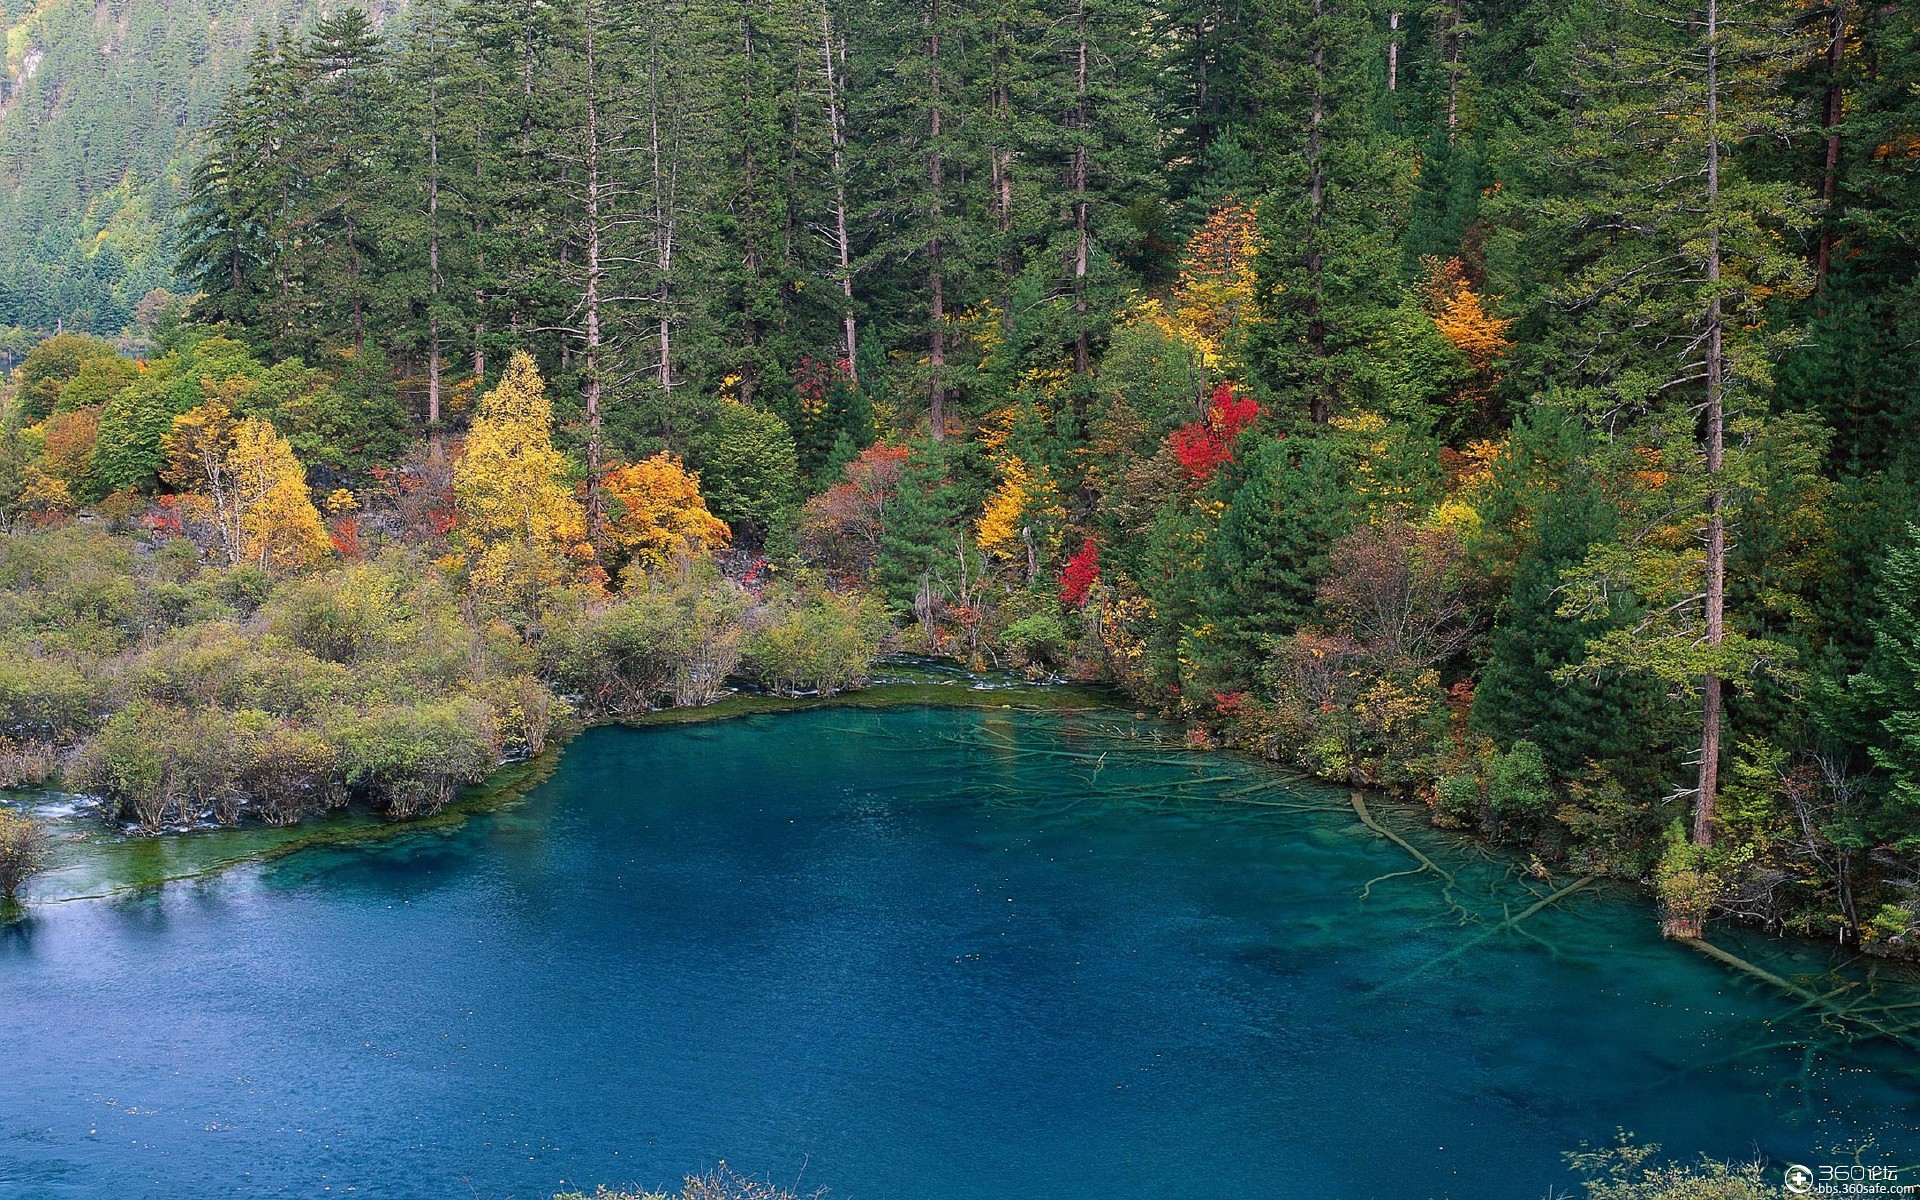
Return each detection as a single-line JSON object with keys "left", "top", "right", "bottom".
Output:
{"left": 164, "top": 399, "right": 331, "bottom": 573}
{"left": 164, "top": 395, "right": 237, "bottom": 500}
{"left": 18, "top": 466, "right": 74, "bottom": 518}
{"left": 1403, "top": 256, "right": 1514, "bottom": 428}
{"left": 975, "top": 455, "right": 1065, "bottom": 581}
{"left": 230, "top": 420, "right": 334, "bottom": 572}
{"left": 452, "top": 352, "right": 590, "bottom": 604}
{"left": 1163, "top": 198, "right": 1264, "bottom": 371}
{"left": 1423, "top": 257, "right": 1513, "bottom": 370}
{"left": 39, "top": 407, "right": 103, "bottom": 500}
{"left": 601, "top": 452, "right": 731, "bottom": 572}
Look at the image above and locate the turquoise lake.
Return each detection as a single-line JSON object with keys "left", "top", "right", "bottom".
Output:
{"left": 2, "top": 705, "right": 1917, "bottom": 1198}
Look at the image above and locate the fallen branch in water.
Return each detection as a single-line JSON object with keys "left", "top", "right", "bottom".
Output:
{"left": 1350, "top": 790, "right": 1454, "bottom": 888}
{"left": 1680, "top": 937, "right": 1920, "bottom": 1053}
{"left": 1367, "top": 873, "right": 1598, "bottom": 998}
{"left": 1358, "top": 866, "right": 1429, "bottom": 902}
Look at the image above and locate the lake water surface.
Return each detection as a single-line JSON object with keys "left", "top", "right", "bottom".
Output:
{"left": 3, "top": 706, "right": 1916, "bottom": 1199}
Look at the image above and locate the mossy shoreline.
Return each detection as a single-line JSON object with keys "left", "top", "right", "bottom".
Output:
{"left": 4, "top": 668, "right": 1121, "bottom": 906}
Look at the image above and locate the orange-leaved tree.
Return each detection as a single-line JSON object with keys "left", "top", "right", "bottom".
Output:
{"left": 601, "top": 452, "right": 731, "bottom": 572}
{"left": 39, "top": 406, "right": 103, "bottom": 501}
{"left": 797, "top": 442, "right": 911, "bottom": 581}
{"left": 1421, "top": 257, "right": 1513, "bottom": 425}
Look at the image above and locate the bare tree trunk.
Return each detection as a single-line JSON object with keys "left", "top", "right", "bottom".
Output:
{"left": 347, "top": 213, "right": 365, "bottom": 352}
{"left": 473, "top": 69, "right": 487, "bottom": 389}
{"left": 1444, "top": 0, "right": 1462, "bottom": 141}
{"left": 1194, "top": 18, "right": 1208, "bottom": 120}
{"left": 647, "top": 8, "right": 676, "bottom": 398}
{"left": 1814, "top": 0, "right": 1845, "bottom": 299}
{"left": 518, "top": 17, "right": 537, "bottom": 351}
{"left": 990, "top": 3, "right": 1014, "bottom": 341}
{"left": 652, "top": 97, "right": 673, "bottom": 394}
{"left": 822, "top": 10, "right": 859, "bottom": 381}
{"left": 1071, "top": 0, "right": 1090, "bottom": 375}
{"left": 928, "top": 0, "right": 947, "bottom": 440}
{"left": 521, "top": 21, "right": 535, "bottom": 155}
{"left": 737, "top": 3, "right": 763, "bottom": 406}
{"left": 582, "top": 10, "right": 605, "bottom": 541}
{"left": 1696, "top": 0, "right": 1725, "bottom": 847}
{"left": 276, "top": 180, "right": 293, "bottom": 349}
{"left": 784, "top": 37, "right": 805, "bottom": 337}
{"left": 427, "top": 74, "right": 443, "bottom": 460}
{"left": 1387, "top": 10, "right": 1399, "bottom": 91}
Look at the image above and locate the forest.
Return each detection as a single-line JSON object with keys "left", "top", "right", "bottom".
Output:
{"left": 0, "top": 0, "right": 1918, "bottom": 959}
{"left": 0, "top": 0, "right": 351, "bottom": 339}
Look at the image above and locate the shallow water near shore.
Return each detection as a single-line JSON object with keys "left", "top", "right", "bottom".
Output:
{"left": 3, "top": 705, "right": 1916, "bottom": 1199}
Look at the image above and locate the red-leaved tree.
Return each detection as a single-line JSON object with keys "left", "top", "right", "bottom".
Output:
{"left": 1169, "top": 383, "right": 1259, "bottom": 483}
{"left": 798, "top": 442, "right": 912, "bottom": 581}
{"left": 1061, "top": 538, "right": 1101, "bottom": 607}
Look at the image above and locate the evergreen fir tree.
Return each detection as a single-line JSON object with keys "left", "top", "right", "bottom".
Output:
{"left": 1243, "top": 0, "right": 1414, "bottom": 424}
{"left": 1187, "top": 433, "right": 1353, "bottom": 689}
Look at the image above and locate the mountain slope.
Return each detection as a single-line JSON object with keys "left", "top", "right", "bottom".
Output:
{"left": 0, "top": 0, "right": 337, "bottom": 335}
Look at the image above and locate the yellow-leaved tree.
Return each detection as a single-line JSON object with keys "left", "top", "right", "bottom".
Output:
{"left": 1424, "top": 257, "right": 1513, "bottom": 371}
{"left": 231, "top": 420, "right": 334, "bottom": 572}
{"left": 1162, "top": 198, "right": 1264, "bottom": 371}
{"left": 164, "top": 399, "right": 332, "bottom": 574}
{"left": 975, "top": 455, "right": 1064, "bottom": 581}
{"left": 453, "top": 352, "right": 590, "bottom": 604}
{"left": 601, "top": 452, "right": 730, "bottom": 572}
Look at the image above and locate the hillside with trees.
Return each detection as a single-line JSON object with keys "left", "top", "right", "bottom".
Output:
{"left": 1, "top": 0, "right": 1918, "bottom": 954}
{"left": 0, "top": 0, "right": 363, "bottom": 342}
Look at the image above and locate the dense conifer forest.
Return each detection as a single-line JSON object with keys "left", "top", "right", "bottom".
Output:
{"left": 2, "top": 0, "right": 1919, "bottom": 957}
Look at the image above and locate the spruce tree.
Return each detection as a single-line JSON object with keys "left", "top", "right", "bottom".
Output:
{"left": 1188, "top": 434, "right": 1354, "bottom": 689}
{"left": 1529, "top": 0, "right": 1816, "bottom": 845}
{"left": 1835, "top": 529, "right": 1920, "bottom": 848}
{"left": 844, "top": 0, "right": 989, "bottom": 438}
{"left": 393, "top": 0, "right": 477, "bottom": 454}
{"left": 1473, "top": 454, "right": 1659, "bottom": 782}
{"left": 1243, "top": 0, "right": 1414, "bottom": 424}
{"left": 298, "top": 10, "right": 397, "bottom": 355}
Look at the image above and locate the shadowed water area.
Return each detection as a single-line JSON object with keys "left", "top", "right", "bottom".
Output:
{"left": 3, "top": 705, "right": 1917, "bottom": 1198}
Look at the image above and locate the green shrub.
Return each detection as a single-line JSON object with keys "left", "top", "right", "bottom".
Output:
{"left": 0, "top": 527, "right": 141, "bottom": 653}
{"left": 0, "top": 655, "right": 99, "bottom": 740}
{"left": 471, "top": 673, "right": 571, "bottom": 757}
{"left": 557, "top": 1165, "right": 815, "bottom": 1200}
{"left": 1537, "top": 764, "right": 1667, "bottom": 878}
{"left": 233, "top": 715, "right": 344, "bottom": 826}
{"left": 0, "top": 808, "right": 52, "bottom": 900}
{"left": 333, "top": 698, "right": 499, "bottom": 819}
{"left": 557, "top": 564, "right": 750, "bottom": 713}
{"left": 266, "top": 562, "right": 405, "bottom": 665}
{"left": 1487, "top": 739, "right": 1554, "bottom": 828}
{"left": 1433, "top": 771, "right": 1479, "bottom": 829}
{"left": 0, "top": 737, "right": 59, "bottom": 788}
{"left": 1651, "top": 831, "right": 1746, "bottom": 940}
{"left": 1566, "top": 1133, "right": 1773, "bottom": 1200}
{"left": 1001, "top": 610, "right": 1070, "bottom": 668}
{"left": 129, "top": 622, "right": 349, "bottom": 716}
{"left": 1862, "top": 901, "right": 1918, "bottom": 955}
{"left": 745, "top": 585, "right": 889, "bottom": 697}
{"left": 72, "top": 701, "right": 249, "bottom": 830}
